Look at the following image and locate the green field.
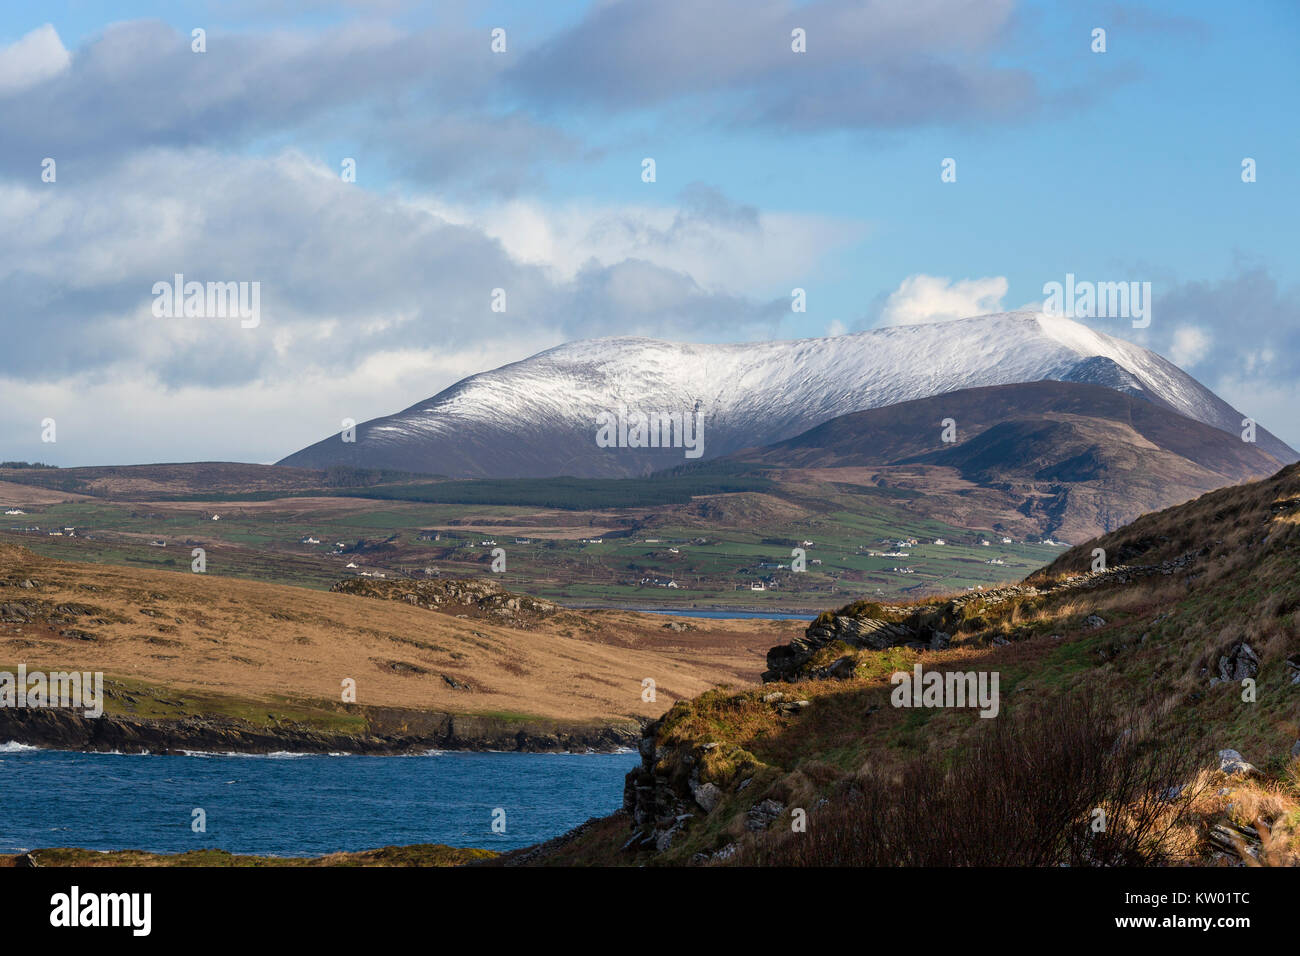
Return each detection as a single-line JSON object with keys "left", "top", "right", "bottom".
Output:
{"left": 0, "top": 486, "right": 1063, "bottom": 609}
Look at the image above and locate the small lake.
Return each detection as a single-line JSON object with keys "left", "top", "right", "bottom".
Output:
{"left": 0, "top": 744, "right": 639, "bottom": 857}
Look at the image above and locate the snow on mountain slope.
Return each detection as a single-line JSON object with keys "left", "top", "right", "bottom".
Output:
{"left": 278, "top": 311, "right": 1297, "bottom": 477}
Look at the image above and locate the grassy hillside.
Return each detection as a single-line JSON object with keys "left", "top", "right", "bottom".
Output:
{"left": 516, "top": 463, "right": 1300, "bottom": 866}
{"left": 0, "top": 474, "right": 1063, "bottom": 605}
{"left": 0, "top": 541, "right": 798, "bottom": 748}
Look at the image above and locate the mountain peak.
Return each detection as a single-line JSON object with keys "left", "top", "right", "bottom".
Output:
{"left": 279, "top": 315, "right": 1296, "bottom": 477}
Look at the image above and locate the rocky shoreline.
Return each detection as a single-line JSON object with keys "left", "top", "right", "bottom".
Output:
{"left": 0, "top": 705, "right": 643, "bottom": 756}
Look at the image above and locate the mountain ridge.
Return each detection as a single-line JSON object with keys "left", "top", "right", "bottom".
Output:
{"left": 279, "top": 311, "right": 1297, "bottom": 477}
{"left": 719, "top": 379, "right": 1286, "bottom": 542}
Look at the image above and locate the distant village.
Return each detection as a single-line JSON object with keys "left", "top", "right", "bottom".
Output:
{"left": 0, "top": 506, "right": 1067, "bottom": 598}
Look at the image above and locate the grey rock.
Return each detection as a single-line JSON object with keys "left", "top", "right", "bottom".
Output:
{"left": 1217, "top": 749, "right": 1260, "bottom": 777}
{"left": 712, "top": 842, "right": 739, "bottom": 861}
{"left": 745, "top": 798, "right": 786, "bottom": 831}
{"left": 826, "top": 656, "right": 857, "bottom": 679}
{"left": 1217, "top": 642, "right": 1260, "bottom": 682}
{"left": 691, "top": 782, "right": 723, "bottom": 814}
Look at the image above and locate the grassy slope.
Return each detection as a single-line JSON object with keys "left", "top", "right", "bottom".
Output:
{"left": 0, "top": 485, "right": 1063, "bottom": 605}
{"left": 529, "top": 463, "right": 1300, "bottom": 865}
{"left": 4, "top": 845, "right": 494, "bottom": 867}
{"left": 0, "top": 542, "right": 798, "bottom": 731}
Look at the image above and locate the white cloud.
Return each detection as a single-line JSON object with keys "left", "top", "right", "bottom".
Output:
{"left": 0, "top": 337, "right": 560, "bottom": 467}
{"left": 0, "top": 24, "right": 70, "bottom": 96}
{"left": 1211, "top": 376, "right": 1300, "bottom": 457}
{"left": 417, "top": 190, "right": 863, "bottom": 298}
{"left": 876, "top": 274, "right": 1008, "bottom": 326}
{"left": 1168, "top": 326, "right": 1212, "bottom": 368}
{"left": 0, "top": 148, "right": 839, "bottom": 463}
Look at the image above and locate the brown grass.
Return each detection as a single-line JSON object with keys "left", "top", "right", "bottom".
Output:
{"left": 732, "top": 691, "right": 1208, "bottom": 866}
{"left": 0, "top": 542, "right": 797, "bottom": 725}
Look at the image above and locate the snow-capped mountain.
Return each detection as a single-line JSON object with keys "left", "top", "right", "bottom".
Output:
{"left": 278, "top": 311, "right": 1296, "bottom": 477}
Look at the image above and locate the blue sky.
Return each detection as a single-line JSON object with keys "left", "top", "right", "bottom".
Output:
{"left": 1, "top": 0, "right": 1297, "bottom": 464}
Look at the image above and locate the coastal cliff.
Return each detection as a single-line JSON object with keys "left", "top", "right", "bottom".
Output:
{"left": 0, "top": 703, "right": 641, "bottom": 755}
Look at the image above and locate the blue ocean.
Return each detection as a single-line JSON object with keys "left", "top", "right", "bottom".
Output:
{"left": 0, "top": 744, "right": 639, "bottom": 857}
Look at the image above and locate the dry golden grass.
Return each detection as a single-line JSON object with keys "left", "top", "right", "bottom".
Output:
{"left": 1168, "top": 767, "right": 1300, "bottom": 866}
{"left": 0, "top": 480, "right": 95, "bottom": 505}
{"left": 0, "top": 543, "right": 797, "bottom": 724}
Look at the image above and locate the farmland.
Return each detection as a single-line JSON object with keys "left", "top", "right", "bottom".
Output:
{"left": 0, "top": 463, "right": 1063, "bottom": 610}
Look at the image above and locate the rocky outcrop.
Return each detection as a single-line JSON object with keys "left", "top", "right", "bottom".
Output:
{"left": 0, "top": 704, "right": 639, "bottom": 755}
{"left": 620, "top": 694, "right": 813, "bottom": 856}
{"left": 623, "top": 719, "right": 679, "bottom": 845}
{"left": 330, "top": 577, "right": 557, "bottom": 627}
{"left": 1217, "top": 748, "right": 1260, "bottom": 778}
{"left": 762, "top": 552, "right": 1204, "bottom": 682}
{"left": 762, "top": 585, "right": 1036, "bottom": 682}
{"left": 1211, "top": 642, "right": 1260, "bottom": 686}
{"left": 622, "top": 718, "right": 744, "bottom": 854}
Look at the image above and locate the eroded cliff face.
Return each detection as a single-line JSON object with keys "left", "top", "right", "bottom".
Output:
{"left": 0, "top": 705, "right": 640, "bottom": 755}
{"left": 620, "top": 709, "right": 793, "bottom": 860}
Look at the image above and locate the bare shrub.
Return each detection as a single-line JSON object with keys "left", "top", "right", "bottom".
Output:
{"left": 735, "top": 692, "right": 1205, "bottom": 866}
